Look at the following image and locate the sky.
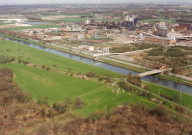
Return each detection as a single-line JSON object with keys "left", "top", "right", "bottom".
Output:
{"left": 0, "top": 0, "right": 192, "bottom": 5}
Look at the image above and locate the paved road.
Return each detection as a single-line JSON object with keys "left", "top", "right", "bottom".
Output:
{"left": 101, "top": 57, "right": 151, "bottom": 71}
{"left": 120, "top": 48, "right": 153, "bottom": 56}
{"left": 47, "top": 43, "right": 94, "bottom": 56}
{"left": 169, "top": 73, "right": 192, "bottom": 81}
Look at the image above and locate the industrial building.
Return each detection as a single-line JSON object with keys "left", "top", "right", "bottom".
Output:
{"left": 179, "top": 23, "right": 192, "bottom": 30}
{"left": 145, "top": 36, "right": 177, "bottom": 45}
{"left": 174, "top": 26, "right": 187, "bottom": 33}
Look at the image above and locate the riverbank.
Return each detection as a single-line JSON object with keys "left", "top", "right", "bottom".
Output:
{"left": 143, "top": 81, "right": 192, "bottom": 109}
{"left": 100, "top": 55, "right": 192, "bottom": 86}
{"left": 0, "top": 34, "right": 95, "bottom": 59}
{"left": 156, "top": 74, "right": 192, "bottom": 87}
{"left": 1, "top": 34, "right": 192, "bottom": 87}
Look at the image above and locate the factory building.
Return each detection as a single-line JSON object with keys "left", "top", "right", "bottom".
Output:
{"left": 174, "top": 26, "right": 187, "bottom": 33}
{"left": 153, "top": 22, "right": 169, "bottom": 37}
{"left": 179, "top": 23, "right": 192, "bottom": 30}
{"left": 145, "top": 36, "right": 177, "bottom": 45}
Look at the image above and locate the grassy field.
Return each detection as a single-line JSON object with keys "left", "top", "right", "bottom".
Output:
{"left": 0, "top": 23, "right": 13, "bottom": 25}
{"left": 0, "top": 63, "right": 154, "bottom": 116}
{"left": 36, "top": 14, "right": 94, "bottom": 23}
{"left": 0, "top": 39, "right": 120, "bottom": 77}
{"left": 143, "top": 81, "right": 192, "bottom": 109}
{"left": 36, "top": 14, "right": 92, "bottom": 17}
{"left": 0, "top": 39, "right": 156, "bottom": 116}
{"left": 57, "top": 17, "right": 88, "bottom": 23}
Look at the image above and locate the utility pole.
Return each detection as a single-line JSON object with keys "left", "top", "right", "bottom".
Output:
{"left": 180, "top": 88, "right": 182, "bottom": 100}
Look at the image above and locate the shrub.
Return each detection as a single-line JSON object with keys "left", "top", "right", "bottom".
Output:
{"left": 46, "top": 67, "right": 50, "bottom": 71}
{"left": 149, "top": 106, "right": 167, "bottom": 117}
{"left": 0, "top": 56, "right": 15, "bottom": 63}
{"left": 175, "top": 105, "right": 186, "bottom": 114}
{"left": 98, "top": 77, "right": 104, "bottom": 81}
{"left": 106, "top": 77, "right": 112, "bottom": 84}
{"left": 172, "top": 95, "right": 180, "bottom": 103}
{"left": 37, "top": 96, "right": 50, "bottom": 107}
{"left": 160, "top": 94, "right": 172, "bottom": 101}
{"left": 86, "top": 72, "right": 97, "bottom": 78}
{"left": 74, "top": 97, "right": 84, "bottom": 109}
{"left": 127, "top": 73, "right": 141, "bottom": 87}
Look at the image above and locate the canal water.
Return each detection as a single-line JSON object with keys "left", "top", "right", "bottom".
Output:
{"left": 2, "top": 37, "right": 192, "bottom": 95}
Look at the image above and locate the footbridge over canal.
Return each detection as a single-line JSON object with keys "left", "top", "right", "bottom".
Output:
{"left": 93, "top": 53, "right": 122, "bottom": 57}
{"left": 138, "top": 68, "right": 172, "bottom": 77}
{"left": 138, "top": 70, "right": 162, "bottom": 77}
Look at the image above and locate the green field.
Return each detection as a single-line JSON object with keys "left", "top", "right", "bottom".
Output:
{"left": 0, "top": 39, "right": 120, "bottom": 77}
{"left": 143, "top": 81, "right": 192, "bottom": 109}
{"left": 57, "top": 17, "right": 88, "bottom": 23}
{"left": 0, "top": 63, "right": 154, "bottom": 116}
{"left": 36, "top": 14, "right": 93, "bottom": 17}
{"left": 0, "top": 39, "right": 156, "bottom": 115}
{"left": 0, "top": 23, "right": 13, "bottom": 25}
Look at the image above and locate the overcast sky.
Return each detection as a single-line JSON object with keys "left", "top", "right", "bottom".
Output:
{"left": 0, "top": 0, "right": 192, "bottom": 5}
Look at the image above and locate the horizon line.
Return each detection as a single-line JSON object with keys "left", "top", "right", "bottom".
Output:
{"left": 0, "top": 2, "right": 192, "bottom": 6}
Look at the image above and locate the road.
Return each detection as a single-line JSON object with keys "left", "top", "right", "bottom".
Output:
{"left": 101, "top": 56, "right": 151, "bottom": 70}
{"left": 47, "top": 43, "right": 94, "bottom": 56}
{"left": 169, "top": 73, "right": 192, "bottom": 81}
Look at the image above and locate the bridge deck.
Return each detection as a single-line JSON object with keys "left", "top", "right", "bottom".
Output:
{"left": 138, "top": 70, "right": 161, "bottom": 77}
{"left": 93, "top": 53, "right": 122, "bottom": 57}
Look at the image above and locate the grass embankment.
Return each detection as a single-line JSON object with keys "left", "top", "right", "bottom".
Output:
{"left": 143, "top": 81, "right": 192, "bottom": 109}
{"left": 0, "top": 39, "right": 119, "bottom": 77}
{"left": 155, "top": 74, "right": 192, "bottom": 86}
{"left": 1, "top": 34, "right": 95, "bottom": 59}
